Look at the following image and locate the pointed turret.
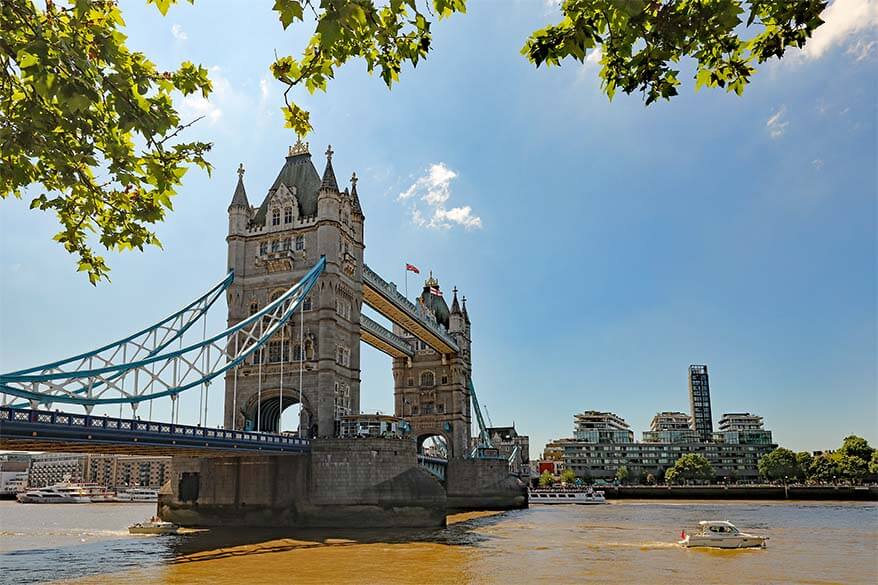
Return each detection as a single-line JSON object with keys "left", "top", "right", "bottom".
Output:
{"left": 320, "top": 144, "right": 339, "bottom": 191}
{"left": 350, "top": 172, "right": 363, "bottom": 216}
{"left": 228, "top": 163, "right": 250, "bottom": 210}
{"left": 450, "top": 287, "right": 461, "bottom": 314}
{"left": 449, "top": 287, "right": 464, "bottom": 333}
{"left": 462, "top": 295, "right": 470, "bottom": 324}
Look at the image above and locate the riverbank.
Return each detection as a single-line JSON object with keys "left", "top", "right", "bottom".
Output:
{"left": 598, "top": 485, "right": 878, "bottom": 500}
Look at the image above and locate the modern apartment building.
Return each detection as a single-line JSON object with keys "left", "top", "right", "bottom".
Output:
{"left": 28, "top": 453, "right": 171, "bottom": 489}
{"left": 714, "top": 413, "right": 773, "bottom": 446}
{"left": 573, "top": 411, "right": 634, "bottom": 444}
{"left": 688, "top": 364, "right": 713, "bottom": 441}
{"left": 642, "top": 411, "right": 700, "bottom": 443}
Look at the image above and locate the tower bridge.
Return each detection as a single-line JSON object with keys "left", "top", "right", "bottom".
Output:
{"left": 0, "top": 141, "right": 527, "bottom": 527}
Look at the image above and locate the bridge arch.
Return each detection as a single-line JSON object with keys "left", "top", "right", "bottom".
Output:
{"left": 242, "top": 388, "right": 313, "bottom": 435}
{"left": 417, "top": 432, "right": 451, "bottom": 459}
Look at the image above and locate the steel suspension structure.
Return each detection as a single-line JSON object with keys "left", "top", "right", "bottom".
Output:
{"left": 0, "top": 258, "right": 326, "bottom": 417}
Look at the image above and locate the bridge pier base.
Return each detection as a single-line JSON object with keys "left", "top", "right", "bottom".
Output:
{"left": 445, "top": 458, "right": 528, "bottom": 512}
{"left": 158, "top": 437, "right": 447, "bottom": 528}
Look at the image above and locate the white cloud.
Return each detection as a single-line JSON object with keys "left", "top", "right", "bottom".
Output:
{"left": 259, "top": 77, "right": 270, "bottom": 99}
{"left": 812, "top": 159, "right": 825, "bottom": 170}
{"left": 178, "top": 66, "right": 228, "bottom": 125}
{"left": 846, "top": 38, "right": 878, "bottom": 60}
{"left": 586, "top": 47, "right": 602, "bottom": 65}
{"left": 802, "top": 0, "right": 878, "bottom": 59}
{"left": 398, "top": 163, "right": 482, "bottom": 230}
{"left": 171, "top": 24, "right": 188, "bottom": 41}
{"left": 766, "top": 105, "right": 789, "bottom": 139}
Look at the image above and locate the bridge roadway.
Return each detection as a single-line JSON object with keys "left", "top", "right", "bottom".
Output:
{"left": 0, "top": 406, "right": 309, "bottom": 457}
{"left": 362, "top": 264, "right": 459, "bottom": 355}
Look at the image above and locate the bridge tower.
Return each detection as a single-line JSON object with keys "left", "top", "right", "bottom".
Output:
{"left": 224, "top": 141, "right": 364, "bottom": 437}
{"left": 392, "top": 277, "right": 473, "bottom": 457}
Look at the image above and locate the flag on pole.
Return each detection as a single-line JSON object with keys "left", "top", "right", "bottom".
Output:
{"left": 429, "top": 287, "right": 443, "bottom": 297}
{"left": 406, "top": 263, "right": 420, "bottom": 274}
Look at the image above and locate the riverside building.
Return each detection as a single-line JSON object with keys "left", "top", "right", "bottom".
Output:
{"left": 553, "top": 410, "right": 776, "bottom": 482}
{"left": 27, "top": 453, "right": 171, "bottom": 489}
{"left": 688, "top": 364, "right": 713, "bottom": 441}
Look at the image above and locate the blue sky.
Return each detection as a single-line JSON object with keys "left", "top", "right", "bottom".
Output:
{"left": 1, "top": 0, "right": 876, "bottom": 456}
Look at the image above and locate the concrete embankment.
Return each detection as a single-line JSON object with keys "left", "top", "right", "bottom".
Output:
{"left": 599, "top": 485, "right": 878, "bottom": 501}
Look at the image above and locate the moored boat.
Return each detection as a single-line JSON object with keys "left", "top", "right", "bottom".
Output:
{"left": 16, "top": 482, "right": 92, "bottom": 504}
{"left": 679, "top": 521, "right": 768, "bottom": 549}
{"left": 528, "top": 486, "right": 607, "bottom": 504}
{"left": 113, "top": 487, "right": 159, "bottom": 503}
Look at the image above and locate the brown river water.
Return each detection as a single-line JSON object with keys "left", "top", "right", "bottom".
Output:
{"left": 0, "top": 500, "right": 876, "bottom": 585}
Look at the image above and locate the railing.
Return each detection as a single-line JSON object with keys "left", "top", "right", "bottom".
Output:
{"left": 0, "top": 407, "right": 310, "bottom": 452}
{"left": 362, "top": 264, "right": 459, "bottom": 351}
{"left": 360, "top": 315, "right": 415, "bottom": 356}
{"left": 417, "top": 454, "right": 448, "bottom": 480}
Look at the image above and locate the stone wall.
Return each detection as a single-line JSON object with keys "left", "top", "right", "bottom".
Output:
{"left": 158, "top": 437, "right": 447, "bottom": 528}
{"left": 445, "top": 458, "right": 527, "bottom": 512}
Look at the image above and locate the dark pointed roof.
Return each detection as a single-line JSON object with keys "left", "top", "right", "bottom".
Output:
{"left": 450, "top": 287, "right": 461, "bottom": 314}
{"left": 419, "top": 273, "right": 450, "bottom": 329}
{"left": 350, "top": 172, "right": 363, "bottom": 216}
{"left": 254, "top": 142, "right": 321, "bottom": 224}
{"left": 462, "top": 296, "right": 470, "bottom": 324}
{"left": 228, "top": 163, "right": 250, "bottom": 210}
{"left": 320, "top": 144, "right": 339, "bottom": 191}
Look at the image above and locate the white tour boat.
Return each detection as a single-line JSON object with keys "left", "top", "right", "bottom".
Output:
{"left": 528, "top": 487, "right": 607, "bottom": 505}
{"left": 114, "top": 487, "right": 159, "bottom": 503}
{"left": 16, "top": 482, "right": 92, "bottom": 504}
{"left": 679, "top": 521, "right": 768, "bottom": 549}
{"left": 128, "top": 516, "right": 181, "bottom": 535}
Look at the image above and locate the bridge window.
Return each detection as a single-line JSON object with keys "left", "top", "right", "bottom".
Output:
{"left": 442, "top": 376, "right": 448, "bottom": 384}
{"left": 336, "top": 299, "right": 351, "bottom": 320}
{"left": 411, "top": 405, "right": 419, "bottom": 415}
{"left": 259, "top": 242, "right": 268, "bottom": 256}
{"left": 423, "top": 402, "right": 434, "bottom": 414}
{"left": 437, "top": 403, "right": 445, "bottom": 413}
{"left": 295, "top": 235, "right": 304, "bottom": 251}
{"left": 271, "top": 239, "right": 280, "bottom": 253}
{"left": 268, "top": 340, "right": 282, "bottom": 363}
{"left": 336, "top": 345, "right": 351, "bottom": 367}
{"left": 283, "top": 237, "right": 291, "bottom": 251}
{"left": 303, "top": 296, "right": 312, "bottom": 311}
{"left": 253, "top": 349, "right": 262, "bottom": 365}
{"left": 249, "top": 301, "right": 258, "bottom": 315}
{"left": 420, "top": 371, "right": 435, "bottom": 387}
{"left": 407, "top": 378, "right": 413, "bottom": 387}
{"left": 284, "top": 206, "right": 293, "bottom": 223}
{"left": 272, "top": 208, "right": 281, "bottom": 226}
{"left": 293, "top": 344, "right": 302, "bottom": 361}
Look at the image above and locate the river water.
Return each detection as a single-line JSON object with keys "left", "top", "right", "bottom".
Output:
{"left": 0, "top": 500, "right": 875, "bottom": 584}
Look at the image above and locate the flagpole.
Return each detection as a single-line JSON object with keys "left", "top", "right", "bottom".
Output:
{"left": 405, "top": 265, "right": 408, "bottom": 299}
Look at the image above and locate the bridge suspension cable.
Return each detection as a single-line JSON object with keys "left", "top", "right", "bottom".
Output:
{"left": 0, "top": 258, "right": 326, "bottom": 412}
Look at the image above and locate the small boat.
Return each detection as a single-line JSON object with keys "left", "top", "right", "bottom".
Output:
{"left": 128, "top": 517, "right": 180, "bottom": 535}
{"left": 679, "top": 521, "right": 768, "bottom": 549}
{"left": 528, "top": 486, "right": 607, "bottom": 505}
{"left": 113, "top": 487, "right": 159, "bottom": 503}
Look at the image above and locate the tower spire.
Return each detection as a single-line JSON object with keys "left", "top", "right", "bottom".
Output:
{"left": 228, "top": 163, "right": 250, "bottom": 210}
{"left": 320, "top": 144, "right": 338, "bottom": 191}
{"left": 450, "top": 287, "right": 461, "bottom": 313}
{"left": 350, "top": 171, "right": 363, "bottom": 215}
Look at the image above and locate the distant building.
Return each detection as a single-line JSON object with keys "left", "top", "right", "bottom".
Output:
{"left": 573, "top": 411, "right": 633, "bottom": 443}
{"left": 714, "top": 413, "right": 773, "bottom": 446}
{"left": 486, "top": 425, "right": 530, "bottom": 475}
{"left": 28, "top": 453, "right": 88, "bottom": 487}
{"left": 85, "top": 455, "right": 171, "bottom": 489}
{"left": 688, "top": 364, "right": 713, "bottom": 441}
{"left": 643, "top": 411, "right": 700, "bottom": 443}
{"left": 548, "top": 408, "right": 777, "bottom": 482}
{"left": 0, "top": 454, "right": 30, "bottom": 497}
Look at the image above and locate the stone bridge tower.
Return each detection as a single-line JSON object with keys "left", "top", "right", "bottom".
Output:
{"left": 392, "top": 276, "right": 473, "bottom": 458}
{"left": 224, "top": 141, "right": 364, "bottom": 437}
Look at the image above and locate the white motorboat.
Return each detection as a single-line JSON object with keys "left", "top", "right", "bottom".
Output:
{"left": 114, "top": 487, "right": 159, "bottom": 503}
{"left": 528, "top": 487, "right": 607, "bottom": 505}
{"left": 679, "top": 521, "right": 768, "bottom": 549}
{"left": 16, "top": 482, "right": 92, "bottom": 504}
{"left": 128, "top": 516, "right": 180, "bottom": 535}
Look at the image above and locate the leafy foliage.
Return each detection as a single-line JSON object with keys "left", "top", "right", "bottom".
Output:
{"left": 1, "top": 0, "right": 212, "bottom": 283}
{"left": 664, "top": 453, "right": 714, "bottom": 484}
{"left": 523, "top": 0, "right": 827, "bottom": 104}
{"left": 870, "top": 451, "right": 878, "bottom": 476}
{"left": 838, "top": 435, "right": 875, "bottom": 462}
{"left": 560, "top": 468, "right": 577, "bottom": 484}
{"left": 2, "top": 0, "right": 829, "bottom": 282}
{"left": 758, "top": 447, "right": 799, "bottom": 481}
{"left": 615, "top": 464, "right": 629, "bottom": 483}
{"left": 538, "top": 469, "right": 554, "bottom": 487}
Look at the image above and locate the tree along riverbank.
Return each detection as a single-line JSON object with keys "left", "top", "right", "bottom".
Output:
{"left": 596, "top": 485, "right": 878, "bottom": 501}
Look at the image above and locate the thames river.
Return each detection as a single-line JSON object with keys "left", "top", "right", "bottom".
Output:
{"left": 0, "top": 500, "right": 876, "bottom": 584}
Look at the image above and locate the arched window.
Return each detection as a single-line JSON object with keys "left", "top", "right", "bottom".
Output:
{"left": 282, "top": 238, "right": 291, "bottom": 251}
{"left": 303, "top": 296, "right": 312, "bottom": 311}
{"left": 271, "top": 239, "right": 280, "bottom": 252}
{"left": 292, "top": 344, "right": 302, "bottom": 361}
{"left": 270, "top": 290, "right": 283, "bottom": 302}
{"left": 249, "top": 301, "right": 258, "bottom": 315}
{"left": 268, "top": 340, "right": 282, "bottom": 363}
{"left": 284, "top": 207, "right": 293, "bottom": 223}
{"left": 259, "top": 242, "right": 268, "bottom": 256}
{"left": 271, "top": 208, "right": 280, "bottom": 226}
{"left": 420, "top": 371, "right": 435, "bottom": 387}
{"left": 295, "top": 235, "right": 304, "bottom": 251}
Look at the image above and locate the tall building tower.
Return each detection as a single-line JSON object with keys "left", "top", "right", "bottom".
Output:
{"left": 224, "top": 140, "right": 364, "bottom": 437}
{"left": 688, "top": 364, "right": 713, "bottom": 442}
